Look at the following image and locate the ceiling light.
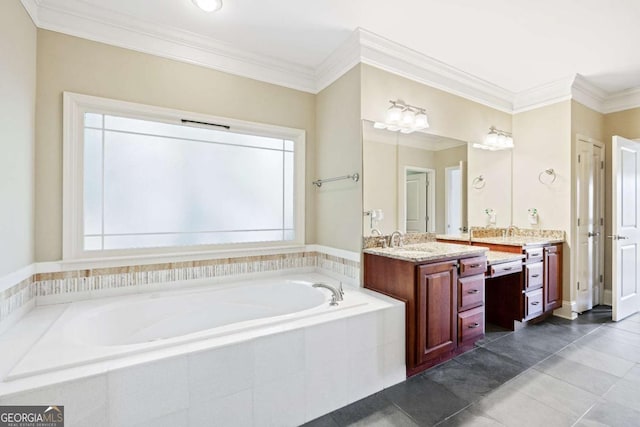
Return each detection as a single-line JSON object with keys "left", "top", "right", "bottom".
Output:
{"left": 377, "top": 100, "right": 429, "bottom": 134}
{"left": 473, "top": 127, "right": 513, "bottom": 151}
{"left": 192, "top": 0, "right": 223, "bottom": 12}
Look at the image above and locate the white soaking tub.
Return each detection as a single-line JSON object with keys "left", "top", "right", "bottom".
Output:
{"left": 0, "top": 273, "right": 406, "bottom": 427}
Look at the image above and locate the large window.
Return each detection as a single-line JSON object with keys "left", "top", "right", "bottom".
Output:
{"left": 64, "top": 93, "right": 305, "bottom": 259}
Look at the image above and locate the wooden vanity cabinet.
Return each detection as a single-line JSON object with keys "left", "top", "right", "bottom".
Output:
{"left": 364, "top": 253, "right": 486, "bottom": 377}
{"left": 483, "top": 242, "right": 563, "bottom": 329}
{"left": 416, "top": 261, "right": 458, "bottom": 366}
{"left": 544, "top": 244, "right": 562, "bottom": 312}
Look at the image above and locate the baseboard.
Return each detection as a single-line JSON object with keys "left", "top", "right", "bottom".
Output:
{"left": 553, "top": 300, "right": 578, "bottom": 320}
{"left": 603, "top": 289, "right": 612, "bottom": 306}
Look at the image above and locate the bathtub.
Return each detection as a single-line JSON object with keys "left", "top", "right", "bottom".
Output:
{"left": 0, "top": 272, "right": 406, "bottom": 427}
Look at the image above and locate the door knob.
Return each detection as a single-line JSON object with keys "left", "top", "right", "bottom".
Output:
{"left": 607, "top": 235, "right": 629, "bottom": 240}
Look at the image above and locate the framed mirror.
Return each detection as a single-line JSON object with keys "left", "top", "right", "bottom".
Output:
{"left": 362, "top": 119, "right": 468, "bottom": 236}
{"left": 362, "top": 119, "right": 513, "bottom": 237}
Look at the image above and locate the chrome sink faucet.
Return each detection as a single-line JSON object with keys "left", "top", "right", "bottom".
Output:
{"left": 312, "top": 283, "right": 344, "bottom": 306}
{"left": 507, "top": 225, "right": 519, "bottom": 237}
{"left": 390, "top": 230, "right": 404, "bottom": 248}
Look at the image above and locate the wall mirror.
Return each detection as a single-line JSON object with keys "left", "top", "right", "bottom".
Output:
{"left": 362, "top": 119, "right": 468, "bottom": 237}
{"left": 362, "top": 120, "right": 513, "bottom": 237}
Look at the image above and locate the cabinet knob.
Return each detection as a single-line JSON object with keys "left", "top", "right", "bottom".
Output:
{"left": 531, "top": 301, "right": 540, "bottom": 306}
{"left": 468, "top": 323, "right": 480, "bottom": 328}
{"left": 469, "top": 263, "right": 481, "bottom": 268}
{"left": 531, "top": 274, "right": 540, "bottom": 278}
{"left": 467, "top": 289, "right": 480, "bottom": 294}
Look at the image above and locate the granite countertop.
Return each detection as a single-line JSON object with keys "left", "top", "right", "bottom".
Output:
{"left": 435, "top": 233, "right": 471, "bottom": 242}
{"left": 486, "top": 251, "right": 525, "bottom": 265}
{"left": 364, "top": 242, "right": 487, "bottom": 263}
{"left": 471, "top": 236, "right": 564, "bottom": 247}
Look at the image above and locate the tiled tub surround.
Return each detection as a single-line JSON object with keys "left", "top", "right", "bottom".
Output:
{"left": 0, "top": 247, "right": 360, "bottom": 326}
{"left": 0, "top": 272, "right": 405, "bottom": 427}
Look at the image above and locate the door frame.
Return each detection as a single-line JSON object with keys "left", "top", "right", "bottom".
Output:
{"left": 400, "top": 166, "right": 435, "bottom": 233}
{"left": 445, "top": 165, "right": 463, "bottom": 235}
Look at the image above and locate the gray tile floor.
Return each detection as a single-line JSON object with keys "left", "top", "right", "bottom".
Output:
{"left": 304, "top": 306, "right": 640, "bottom": 426}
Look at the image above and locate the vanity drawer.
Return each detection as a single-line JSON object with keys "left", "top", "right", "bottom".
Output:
{"left": 458, "top": 306, "right": 484, "bottom": 343}
{"left": 489, "top": 260, "right": 523, "bottom": 278}
{"left": 459, "top": 275, "right": 484, "bottom": 311}
{"left": 459, "top": 257, "right": 487, "bottom": 277}
{"left": 525, "top": 262, "right": 543, "bottom": 291}
{"left": 525, "top": 288, "right": 544, "bottom": 319}
{"left": 524, "top": 247, "right": 544, "bottom": 263}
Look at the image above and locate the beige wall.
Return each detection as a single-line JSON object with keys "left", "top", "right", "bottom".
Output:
{"left": 35, "top": 30, "right": 316, "bottom": 262}
{"left": 362, "top": 139, "right": 399, "bottom": 235}
{"left": 467, "top": 148, "right": 512, "bottom": 228}
{"left": 360, "top": 64, "right": 512, "bottom": 232}
{"left": 315, "top": 65, "right": 362, "bottom": 252}
{"left": 0, "top": 1, "right": 36, "bottom": 276}
{"left": 513, "top": 101, "right": 572, "bottom": 303}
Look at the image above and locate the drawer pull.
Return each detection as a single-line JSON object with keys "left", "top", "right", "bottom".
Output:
{"left": 502, "top": 267, "right": 513, "bottom": 271}
{"left": 531, "top": 274, "right": 540, "bottom": 278}
{"left": 469, "top": 263, "right": 481, "bottom": 268}
{"left": 529, "top": 253, "right": 541, "bottom": 257}
{"left": 467, "top": 289, "right": 480, "bottom": 294}
{"left": 468, "top": 323, "right": 480, "bottom": 328}
{"left": 531, "top": 301, "right": 540, "bottom": 306}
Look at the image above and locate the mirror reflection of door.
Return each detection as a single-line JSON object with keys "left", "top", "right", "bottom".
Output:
{"left": 445, "top": 166, "right": 462, "bottom": 234}
{"left": 405, "top": 168, "right": 435, "bottom": 233}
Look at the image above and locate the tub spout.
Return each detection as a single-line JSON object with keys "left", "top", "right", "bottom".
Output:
{"left": 312, "top": 283, "right": 344, "bottom": 306}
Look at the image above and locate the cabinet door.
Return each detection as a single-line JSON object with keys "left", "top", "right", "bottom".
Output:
{"left": 416, "top": 261, "right": 458, "bottom": 365}
{"left": 544, "top": 244, "right": 562, "bottom": 312}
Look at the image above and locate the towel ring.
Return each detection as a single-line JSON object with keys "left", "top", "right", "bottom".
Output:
{"left": 538, "top": 168, "right": 557, "bottom": 184}
{"left": 472, "top": 175, "right": 486, "bottom": 189}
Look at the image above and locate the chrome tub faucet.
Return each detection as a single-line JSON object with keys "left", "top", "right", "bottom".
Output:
{"left": 312, "top": 283, "right": 344, "bottom": 306}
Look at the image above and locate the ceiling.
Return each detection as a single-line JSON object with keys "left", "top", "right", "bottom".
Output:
{"left": 23, "top": 0, "right": 640, "bottom": 111}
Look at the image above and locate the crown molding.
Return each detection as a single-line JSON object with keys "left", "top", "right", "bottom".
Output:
{"left": 603, "top": 87, "right": 640, "bottom": 114}
{"left": 29, "top": 0, "right": 317, "bottom": 93}
{"left": 17, "top": 2, "right": 640, "bottom": 115}
{"left": 20, "top": 0, "right": 40, "bottom": 26}
{"left": 512, "top": 76, "right": 574, "bottom": 113}
{"left": 358, "top": 29, "right": 514, "bottom": 113}
{"left": 571, "top": 74, "right": 607, "bottom": 113}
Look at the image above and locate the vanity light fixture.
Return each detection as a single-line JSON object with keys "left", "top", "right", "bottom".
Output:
{"left": 374, "top": 100, "right": 429, "bottom": 134}
{"left": 191, "top": 0, "right": 223, "bottom": 12}
{"left": 472, "top": 126, "right": 514, "bottom": 151}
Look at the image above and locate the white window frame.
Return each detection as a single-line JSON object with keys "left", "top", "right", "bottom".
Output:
{"left": 63, "top": 92, "right": 306, "bottom": 261}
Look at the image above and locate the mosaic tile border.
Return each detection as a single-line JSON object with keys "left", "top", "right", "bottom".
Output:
{"left": 0, "top": 250, "right": 361, "bottom": 324}
{"left": 0, "top": 277, "right": 35, "bottom": 324}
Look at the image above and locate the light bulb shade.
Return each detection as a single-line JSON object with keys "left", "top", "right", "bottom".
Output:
{"left": 414, "top": 112, "right": 429, "bottom": 129}
{"left": 401, "top": 109, "right": 416, "bottom": 127}
{"left": 485, "top": 131, "right": 498, "bottom": 147}
{"left": 192, "top": 0, "right": 223, "bottom": 12}
{"left": 373, "top": 122, "right": 387, "bottom": 129}
{"left": 385, "top": 104, "right": 403, "bottom": 125}
{"left": 504, "top": 136, "right": 514, "bottom": 148}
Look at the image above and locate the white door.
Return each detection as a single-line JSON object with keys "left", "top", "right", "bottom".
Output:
{"left": 612, "top": 136, "right": 640, "bottom": 321}
{"left": 576, "top": 140, "right": 595, "bottom": 312}
{"left": 576, "top": 139, "right": 605, "bottom": 312}
{"left": 406, "top": 172, "right": 427, "bottom": 233}
{"left": 446, "top": 166, "right": 462, "bottom": 234}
